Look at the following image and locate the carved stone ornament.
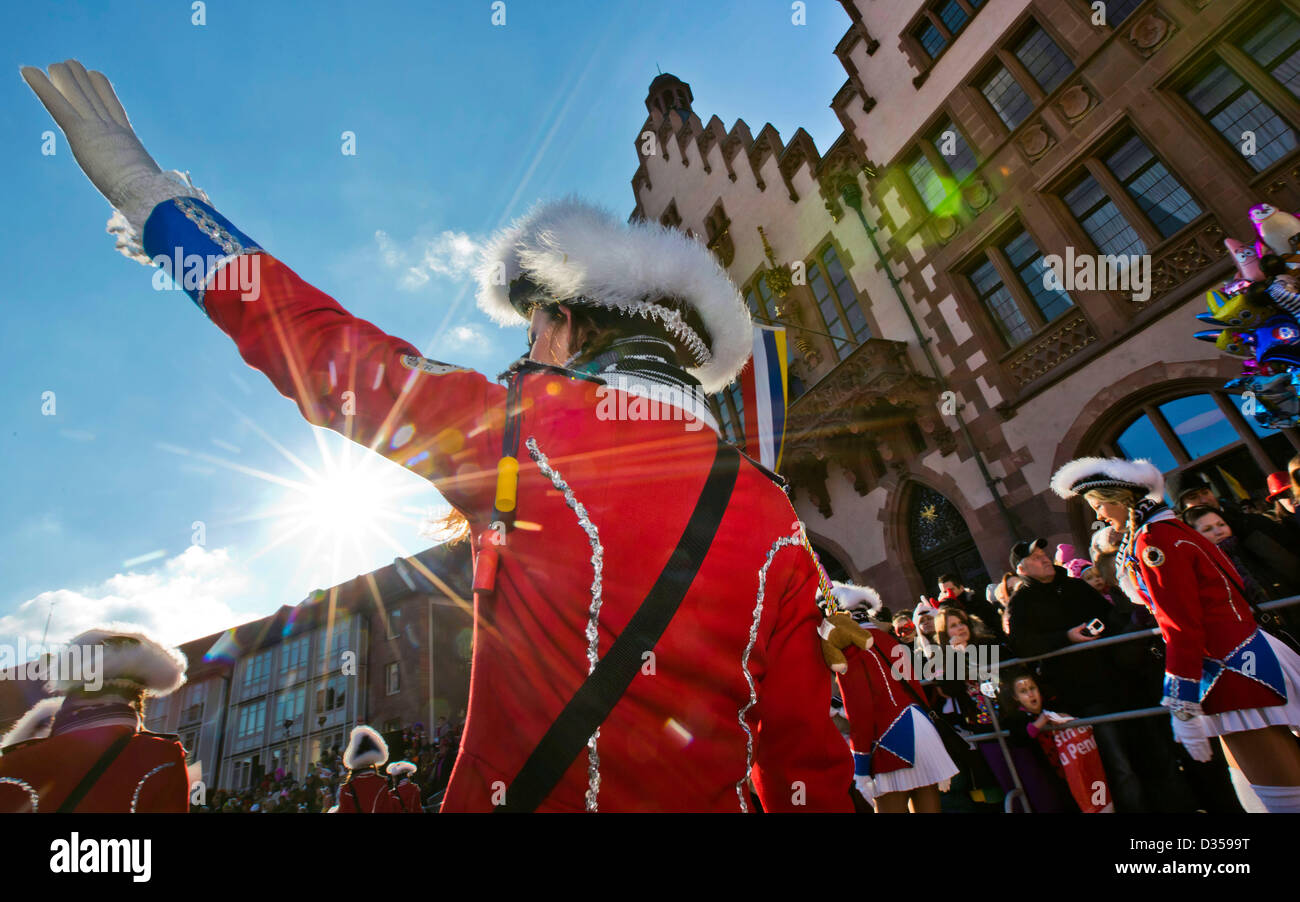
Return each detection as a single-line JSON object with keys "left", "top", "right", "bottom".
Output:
{"left": 1057, "top": 83, "right": 1094, "bottom": 122}
{"left": 963, "top": 179, "right": 991, "bottom": 212}
{"left": 935, "top": 215, "right": 959, "bottom": 242}
{"left": 1018, "top": 123, "right": 1055, "bottom": 160}
{"left": 1129, "top": 10, "right": 1175, "bottom": 57}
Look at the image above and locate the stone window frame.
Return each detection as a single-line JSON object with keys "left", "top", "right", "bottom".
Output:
{"left": 1042, "top": 118, "right": 1208, "bottom": 270}
{"left": 1157, "top": 0, "right": 1300, "bottom": 185}
{"left": 895, "top": 107, "right": 985, "bottom": 226}
{"left": 967, "top": 14, "right": 1081, "bottom": 140}
{"left": 804, "top": 239, "right": 872, "bottom": 364}
{"left": 951, "top": 213, "right": 1073, "bottom": 352}
{"left": 902, "top": 0, "right": 988, "bottom": 88}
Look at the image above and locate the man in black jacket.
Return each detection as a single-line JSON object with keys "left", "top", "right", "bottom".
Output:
{"left": 1007, "top": 539, "right": 1197, "bottom": 812}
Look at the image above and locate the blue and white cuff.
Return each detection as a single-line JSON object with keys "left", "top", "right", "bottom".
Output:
{"left": 1162, "top": 673, "right": 1204, "bottom": 717}
{"left": 141, "top": 197, "right": 263, "bottom": 314}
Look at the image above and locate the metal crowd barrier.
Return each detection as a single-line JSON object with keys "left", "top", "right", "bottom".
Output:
{"left": 930, "top": 594, "right": 1299, "bottom": 813}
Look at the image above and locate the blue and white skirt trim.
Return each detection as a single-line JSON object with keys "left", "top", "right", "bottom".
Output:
{"left": 869, "top": 705, "right": 960, "bottom": 797}
{"left": 1204, "top": 631, "right": 1300, "bottom": 737}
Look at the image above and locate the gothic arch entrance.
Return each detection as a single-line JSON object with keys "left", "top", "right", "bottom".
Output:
{"left": 905, "top": 483, "right": 990, "bottom": 599}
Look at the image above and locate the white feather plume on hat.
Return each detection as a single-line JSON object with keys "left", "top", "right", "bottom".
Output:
{"left": 344, "top": 725, "right": 389, "bottom": 770}
{"left": 0, "top": 697, "right": 63, "bottom": 750}
{"left": 46, "top": 623, "right": 187, "bottom": 698}
{"left": 474, "top": 195, "right": 753, "bottom": 393}
{"left": 1050, "top": 457, "right": 1164, "bottom": 503}
{"left": 386, "top": 760, "right": 416, "bottom": 778}
{"left": 830, "top": 581, "right": 884, "bottom": 614}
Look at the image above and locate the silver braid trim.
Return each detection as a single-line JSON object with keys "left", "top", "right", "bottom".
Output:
{"left": 0, "top": 777, "right": 39, "bottom": 812}
{"left": 736, "top": 531, "right": 801, "bottom": 812}
{"left": 130, "top": 761, "right": 176, "bottom": 813}
{"left": 525, "top": 436, "right": 605, "bottom": 812}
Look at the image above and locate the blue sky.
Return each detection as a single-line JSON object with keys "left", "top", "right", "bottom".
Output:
{"left": 0, "top": 0, "right": 851, "bottom": 650}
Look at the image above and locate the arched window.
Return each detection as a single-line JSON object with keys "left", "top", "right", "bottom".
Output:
{"left": 1105, "top": 388, "right": 1299, "bottom": 504}
{"left": 906, "top": 484, "right": 990, "bottom": 597}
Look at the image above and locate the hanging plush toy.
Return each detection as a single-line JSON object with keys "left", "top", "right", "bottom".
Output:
{"left": 1195, "top": 205, "right": 1300, "bottom": 428}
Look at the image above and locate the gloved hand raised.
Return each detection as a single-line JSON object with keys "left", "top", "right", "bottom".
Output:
{"left": 21, "top": 60, "right": 205, "bottom": 260}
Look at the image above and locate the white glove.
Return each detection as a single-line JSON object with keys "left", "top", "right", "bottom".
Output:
{"left": 1171, "top": 711, "right": 1213, "bottom": 763}
{"left": 20, "top": 60, "right": 206, "bottom": 261}
{"left": 853, "top": 773, "right": 879, "bottom": 803}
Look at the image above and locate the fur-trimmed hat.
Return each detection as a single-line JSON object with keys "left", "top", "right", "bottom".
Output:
{"left": 1050, "top": 457, "right": 1164, "bottom": 503}
{"left": 47, "top": 624, "right": 187, "bottom": 698}
{"left": 830, "top": 581, "right": 884, "bottom": 615}
{"left": 344, "top": 725, "right": 389, "bottom": 770}
{"left": 0, "top": 697, "right": 63, "bottom": 750}
{"left": 475, "top": 195, "right": 752, "bottom": 393}
{"left": 386, "top": 760, "right": 416, "bottom": 778}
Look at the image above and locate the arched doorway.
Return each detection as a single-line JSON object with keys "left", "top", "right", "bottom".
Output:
{"left": 905, "top": 483, "right": 990, "bottom": 600}
{"left": 810, "top": 541, "right": 851, "bottom": 583}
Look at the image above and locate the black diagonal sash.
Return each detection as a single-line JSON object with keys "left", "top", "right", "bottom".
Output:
{"left": 57, "top": 730, "right": 135, "bottom": 813}
{"left": 497, "top": 440, "right": 740, "bottom": 812}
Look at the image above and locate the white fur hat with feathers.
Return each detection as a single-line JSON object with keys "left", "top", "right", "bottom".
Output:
{"left": 0, "top": 697, "right": 63, "bottom": 750}
{"left": 47, "top": 623, "right": 187, "bottom": 698}
{"left": 344, "top": 725, "right": 389, "bottom": 770}
{"left": 475, "top": 195, "right": 753, "bottom": 393}
{"left": 386, "top": 760, "right": 416, "bottom": 778}
{"left": 830, "top": 581, "right": 884, "bottom": 614}
{"left": 1050, "top": 457, "right": 1164, "bottom": 503}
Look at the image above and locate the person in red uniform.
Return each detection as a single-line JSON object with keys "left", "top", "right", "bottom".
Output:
{"left": 829, "top": 583, "right": 958, "bottom": 813}
{"left": 0, "top": 624, "right": 190, "bottom": 813}
{"left": 22, "top": 61, "right": 855, "bottom": 813}
{"left": 386, "top": 761, "right": 423, "bottom": 813}
{"left": 1051, "top": 457, "right": 1300, "bottom": 812}
{"left": 332, "top": 726, "right": 397, "bottom": 814}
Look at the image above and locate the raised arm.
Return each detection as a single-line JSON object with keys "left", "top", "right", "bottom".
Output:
{"left": 22, "top": 61, "right": 504, "bottom": 518}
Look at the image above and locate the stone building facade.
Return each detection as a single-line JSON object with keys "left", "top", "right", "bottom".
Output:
{"left": 629, "top": 0, "right": 1300, "bottom": 605}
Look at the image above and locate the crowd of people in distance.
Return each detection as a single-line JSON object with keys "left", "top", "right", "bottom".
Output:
{"left": 192, "top": 718, "right": 464, "bottom": 813}
{"left": 835, "top": 459, "right": 1300, "bottom": 814}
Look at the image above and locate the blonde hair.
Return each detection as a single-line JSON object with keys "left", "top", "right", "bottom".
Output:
{"left": 1083, "top": 486, "right": 1143, "bottom": 547}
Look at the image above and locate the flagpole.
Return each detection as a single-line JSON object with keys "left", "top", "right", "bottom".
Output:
{"left": 748, "top": 314, "right": 845, "bottom": 344}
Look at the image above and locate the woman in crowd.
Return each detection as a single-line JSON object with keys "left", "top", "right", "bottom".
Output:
{"left": 1182, "top": 505, "right": 1300, "bottom": 604}
{"left": 1051, "top": 457, "right": 1300, "bottom": 812}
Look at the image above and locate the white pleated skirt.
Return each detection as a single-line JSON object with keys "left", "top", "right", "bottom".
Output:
{"left": 1204, "top": 631, "right": 1300, "bottom": 737}
{"left": 869, "top": 705, "right": 961, "bottom": 796}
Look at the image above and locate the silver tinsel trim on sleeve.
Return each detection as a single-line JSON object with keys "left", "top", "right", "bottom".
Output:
{"left": 130, "top": 761, "right": 176, "bottom": 813}
{"left": 525, "top": 436, "right": 605, "bottom": 812}
{"left": 735, "top": 531, "right": 801, "bottom": 812}
{"left": 0, "top": 777, "right": 39, "bottom": 812}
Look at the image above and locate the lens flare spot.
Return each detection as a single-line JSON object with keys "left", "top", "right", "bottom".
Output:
{"left": 391, "top": 423, "right": 415, "bottom": 449}
{"left": 664, "top": 718, "right": 693, "bottom": 747}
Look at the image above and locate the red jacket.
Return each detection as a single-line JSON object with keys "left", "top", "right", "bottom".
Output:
{"left": 1125, "top": 515, "right": 1287, "bottom": 715}
{"left": 195, "top": 251, "right": 851, "bottom": 813}
{"left": 0, "top": 725, "right": 188, "bottom": 813}
{"left": 392, "top": 779, "right": 422, "bottom": 813}
{"left": 836, "top": 627, "right": 926, "bottom": 776}
{"left": 335, "top": 771, "right": 394, "bottom": 813}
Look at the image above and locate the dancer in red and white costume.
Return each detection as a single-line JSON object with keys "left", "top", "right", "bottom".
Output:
{"left": 22, "top": 61, "right": 854, "bottom": 813}
{"left": 830, "top": 583, "right": 958, "bottom": 813}
{"left": 0, "top": 625, "right": 190, "bottom": 813}
{"left": 333, "top": 726, "right": 398, "bottom": 814}
{"left": 386, "top": 761, "right": 422, "bottom": 813}
{"left": 1051, "top": 457, "right": 1300, "bottom": 812}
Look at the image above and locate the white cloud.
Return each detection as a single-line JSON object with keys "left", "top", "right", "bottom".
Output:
{"left": 443, "top": 324, "right": 490, "bottom": 351}
{"left": 0, "top": 546, "right": 264, "bottom": 651}
{"left": 375, "top": 228, "right": 483, "bottom": 291}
